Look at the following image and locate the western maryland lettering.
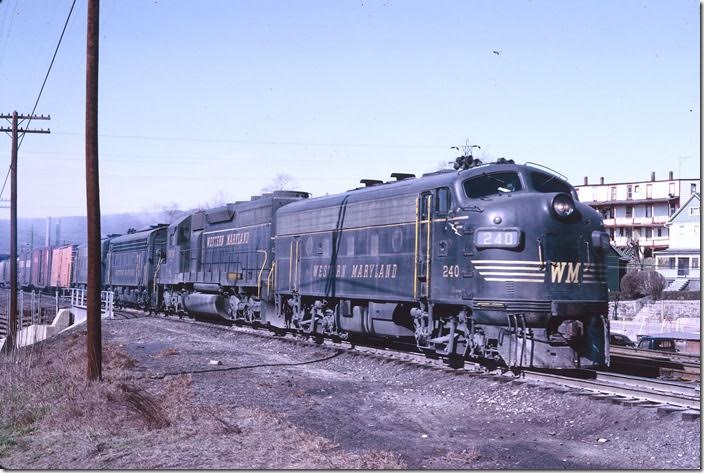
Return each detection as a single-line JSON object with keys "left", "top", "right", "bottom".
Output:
{"left": 205, "top": 232, "right": 250, "bottom": 248}
{"left": 311, "top": 263, "right": 398, "bottom": 279}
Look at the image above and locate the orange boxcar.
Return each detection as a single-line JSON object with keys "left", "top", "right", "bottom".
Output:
{"left": 50, "top": 245, "right": 74, "bottom": 289}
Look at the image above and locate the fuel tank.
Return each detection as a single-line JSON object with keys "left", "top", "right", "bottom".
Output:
{"left": 182, "top": 293, "right": 231, "bottom": 319}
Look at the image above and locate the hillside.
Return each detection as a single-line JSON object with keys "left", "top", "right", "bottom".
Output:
{"left": 0, "top": 210, "right": 185, "bottom": 254}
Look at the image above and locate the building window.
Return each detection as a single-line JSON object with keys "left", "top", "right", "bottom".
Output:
{"left": 645, "top": 205, "right": 652, "bottom": 218}
{"left": 625, "top": 228, "right": 632, "bottom": 238}
{"left": 610, "top": 186, "right": 617, "bottom": 200}
{"left": 690, "top": 206, "right": 700, "bottom": 216}
{"left": 693, "top": 258, "right": 699, "bottom": 270}
{"left": 669, "top": 202, "right": 677, "bottom": 216}
{"left": 646, "top": 184, "right": 652, "bottom": 199}
{"left": 657, "top": 228, "right": 662, "bottom": 237}
{"left": 669, "top": 258, "right": 676, "bottom": 269}
{"left": 691, "top": 183, "right": 697, "bottom": 194}
{"left": 625, "top": 205, "right": 633, "bottom": 218}
{"left": 609, "top": 228, "right": 614, "bottom": 239}
{"left": 619, "top": 227, "right": 624, "bottom": 237}
{"left": 627, "top": 185, "right": 633, "bottom": 200}
{"left": 634, "top": 184, "right": 640, "bottom": 193}
{"left": 645, "top": 227, "right": 652, "bottom": 238}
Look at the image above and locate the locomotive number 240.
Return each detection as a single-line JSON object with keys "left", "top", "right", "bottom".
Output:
{"left": 442, "top": 265, "right": 460, "bottom": 278}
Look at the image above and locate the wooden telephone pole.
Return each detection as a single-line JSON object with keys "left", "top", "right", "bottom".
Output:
{"left": 0, "top": 112, "right": 50, "bottom": 352}
{"left": 85, "top": 0, "right": 102, "bottom": 380}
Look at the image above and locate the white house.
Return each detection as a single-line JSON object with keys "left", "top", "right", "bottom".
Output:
{"left": 653, "top": 192, "right": 700, "bottom": 291}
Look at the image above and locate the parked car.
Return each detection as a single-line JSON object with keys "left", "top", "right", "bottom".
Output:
{"left": 636, "top": 336, "right": 678, "bottom": 352}
{"left": 610, "top": 332, "right": 636, "bottom": 347}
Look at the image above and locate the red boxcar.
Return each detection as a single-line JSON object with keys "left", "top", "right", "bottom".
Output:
{"left": 30, "top": 247, "right": 52, "bottom": 289}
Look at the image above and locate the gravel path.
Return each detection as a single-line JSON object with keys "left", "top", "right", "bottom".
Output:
{"left": 100, "top": 316, "right": 700, "bottom": 469}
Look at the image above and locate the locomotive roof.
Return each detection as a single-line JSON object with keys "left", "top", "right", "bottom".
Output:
{"left": 109, "top": 224, "right": 168, "bottom": 244}
{"left": 277, "top": 162, "right": 566, "bottom": 214}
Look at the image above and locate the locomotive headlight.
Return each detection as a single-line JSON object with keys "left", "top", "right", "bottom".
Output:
{"left": 551, "top": 193, "right": 575, "bottom": 219}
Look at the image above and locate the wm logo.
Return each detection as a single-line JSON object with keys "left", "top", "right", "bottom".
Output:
{"left": 550, "top": 262, "right": 581, "bottom": 283}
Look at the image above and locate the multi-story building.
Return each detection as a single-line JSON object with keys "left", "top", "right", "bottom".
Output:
{"left": 653, "top": 192, "right": 700, "bottom": 290}
{"left": 575, "top": 171, "right": 699, "bottom": 258}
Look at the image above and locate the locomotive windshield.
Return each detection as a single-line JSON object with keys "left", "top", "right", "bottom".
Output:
{"left": 463, "top": 172, "right": 523, "bottom": 199}
{"left": 530, "top": 171, "right": 573, "bottom": 194}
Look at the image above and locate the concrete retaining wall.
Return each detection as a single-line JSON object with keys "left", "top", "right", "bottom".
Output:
{"left": 610, "top": 299, "right": 701, "bottom": 321}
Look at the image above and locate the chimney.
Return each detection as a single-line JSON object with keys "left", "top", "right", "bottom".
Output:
{"left": 600, "top": 177, "right": 604, "bottom": 185}
{"left": 45, "top": 217, "right": 51, "bottom": 247}
{"left": 651, "top": 172, "right": 656, "bottom": 182}
{"left": 669, "top": 171, "right": 673, "bottom": 180}
{"left": 583, "top": 176, "right": 588, "bottom": 185}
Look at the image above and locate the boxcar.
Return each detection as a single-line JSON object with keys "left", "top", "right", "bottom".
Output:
{"left": 30, "top": 247, "right": 52, "bottom": 289}
{"left": 50, "top": 244, "right": 75, "bottom": 289}
{"left": 18, "top": 249, "right": 31, "bottom": 287}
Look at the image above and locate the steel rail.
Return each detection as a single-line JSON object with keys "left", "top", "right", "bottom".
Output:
{"left": 523, "top": 370, "right": 700, "bottom": 410}
{"left": 610, "top": 346, "right": 701, "bottom": 366}
{"left": 595, "top": 371, "right": 700, "bottom": 397}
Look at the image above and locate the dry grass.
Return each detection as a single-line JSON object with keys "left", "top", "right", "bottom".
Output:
{"left": 0, "top": 329, "right": 406, "bottom": 469}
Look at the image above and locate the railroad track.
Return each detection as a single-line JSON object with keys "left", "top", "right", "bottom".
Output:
{"left": 109, "top": 308, "right": 700, "bottom": 420}
{"left": 522, "top": 370, "right": 700, "bottom": 413}
{"left": 609, "top": 346, "right": 700, "bottom": 381}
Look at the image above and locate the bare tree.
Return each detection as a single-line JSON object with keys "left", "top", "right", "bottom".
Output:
{"left": 159, "top": 201, "right": 182, "bottom": 224}
{"left": 197, "top": 191, "right": 228, "bottom": 210}
{"left": 261, "top": 173, "right": 296, "bottom": 193}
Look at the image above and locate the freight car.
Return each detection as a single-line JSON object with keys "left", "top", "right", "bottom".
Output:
{"left": 49, "top": 245, "right": 75, "bottom": 289}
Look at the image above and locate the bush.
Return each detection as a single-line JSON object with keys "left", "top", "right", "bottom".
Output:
{"left": 619, "top": 270, "right": 667, "bottom": 300}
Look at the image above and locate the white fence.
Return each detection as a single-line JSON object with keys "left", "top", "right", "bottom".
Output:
{"left": 69, "top": 288, "right": 115, "bottom": 319}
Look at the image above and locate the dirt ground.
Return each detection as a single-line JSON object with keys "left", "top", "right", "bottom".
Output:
{"left": 0, "top": 316, "right": 700, "bottom": 469}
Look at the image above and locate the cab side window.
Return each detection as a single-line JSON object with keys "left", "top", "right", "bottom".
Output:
{"left": 436, "top": 187, "right": 451, "bottom": 216}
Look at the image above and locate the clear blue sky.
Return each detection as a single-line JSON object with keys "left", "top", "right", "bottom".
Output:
{"left": 0, "top": 0, "right": 699, "bottom": 219}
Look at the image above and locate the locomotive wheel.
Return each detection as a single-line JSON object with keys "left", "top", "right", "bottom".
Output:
{"left": 445, "top": 355, "right": 465, "bottom": 369}
{"left": 420, "top": 348, "right": 440, "bottom": 359}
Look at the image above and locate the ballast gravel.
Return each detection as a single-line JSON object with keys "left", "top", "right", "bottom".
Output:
{"left": 107, "top": 316, "right": 700, "bottom": 469}
{"left": 4, "top": 315, "right": 700, "bottom": 469}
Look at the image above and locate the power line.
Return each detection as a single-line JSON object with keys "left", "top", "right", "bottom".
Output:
{"left": 0, "top": 0, "right": 76, "bottom": 200}
{"left": 18, "top": 0, "right": 76, "bottom": 150}
{"left": 50, "top": 131, "right": 448, "bottom": 149}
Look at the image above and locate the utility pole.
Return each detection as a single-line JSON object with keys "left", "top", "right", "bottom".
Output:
{"left": 0, "top": 112, "right": 50, "bottom": 352}
{"left": 85, "top": 0, "right": 102, "bottom": 380}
